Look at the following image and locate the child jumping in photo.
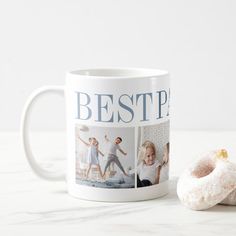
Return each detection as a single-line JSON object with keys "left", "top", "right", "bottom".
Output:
{"left": 137, "top": 141, "right": 161, "bottom": 187}
{"left": 159, "top": 142, "right": 170, "bottom": 183}
{"left": 103, "top": 135, "right": 129, "bottom": 177}
{"left": 78, "top": 136, "right": 104, "bottom": 179}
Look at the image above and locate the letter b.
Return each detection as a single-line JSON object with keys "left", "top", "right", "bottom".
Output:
{"left": 75, "top": 92, "right": 92, "bottom": 120}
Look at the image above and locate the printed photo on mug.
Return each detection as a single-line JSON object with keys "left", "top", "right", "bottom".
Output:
{"left": 74, "top": 121, "right": 169, "bottom": 189}
{"left": 136, "top": 121, "right": 169, "bottom": 188}
{"left": 75, "top": 125, "right": 135, "bottom": 188}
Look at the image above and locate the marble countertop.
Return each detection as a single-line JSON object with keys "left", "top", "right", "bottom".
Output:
{"left": 0, "top": 131, "right": 236, "bottom": 235}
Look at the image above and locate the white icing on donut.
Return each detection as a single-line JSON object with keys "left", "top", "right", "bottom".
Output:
{"left": 177, "top": 150, "right": 236, "bottom": 210}
{"left": 221, "top": 189, "right": 236, "bottom": 205}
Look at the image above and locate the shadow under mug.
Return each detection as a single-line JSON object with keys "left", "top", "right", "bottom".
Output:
{"left": 21, "top": 68, "right": 170, "bottom": 202}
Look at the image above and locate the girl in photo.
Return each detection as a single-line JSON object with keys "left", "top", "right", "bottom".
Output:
{"left": 159, "top": 142, "right": 170, "bottom": 183}
{"left": 137, "top": 141, "right": 161, "bottom": 187}
{"left": 78, "top": 136, "right": 104, "bottom": 179}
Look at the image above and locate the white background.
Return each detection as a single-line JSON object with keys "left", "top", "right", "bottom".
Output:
{"left": 1, "top": 0, "right": 236, "bottom": 131}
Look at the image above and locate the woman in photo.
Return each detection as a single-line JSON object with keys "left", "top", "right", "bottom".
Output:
{"left": 159, "top": 142, "right": 170, "bottom": 183}
{"left": 137, "top": 141, "right": 161, "bottom": 187}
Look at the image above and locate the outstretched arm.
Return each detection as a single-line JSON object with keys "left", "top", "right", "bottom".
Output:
{"left": 78, "top": 136, "right": 90, "bottom": 147}
{"left": 118, "top": 148, "right": 127, "bottom": 156}
{"left": 98, "top": 149, "right": 104, "bottom": 157}
{"left": 155, "top": 165, "right": 161, "bottom": 184}
{"left": 104, "top": 135, "right": 110, "bottom": 142}
{"left": 162, "top": 157, "right": 169, "bottom": 166}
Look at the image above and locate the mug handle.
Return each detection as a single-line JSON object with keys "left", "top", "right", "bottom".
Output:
{"left": 21, "top": 85, "right": 65, "bottom": 181}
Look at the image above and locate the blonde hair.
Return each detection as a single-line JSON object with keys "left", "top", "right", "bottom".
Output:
{"left": 138, "top": 141, "right": 157, "bottom": 164}
{"left": 89, "top": 137, "right": 97, "bottom": 145}
{"left": 163, "top": 142, "right": 169, "bottom": 165}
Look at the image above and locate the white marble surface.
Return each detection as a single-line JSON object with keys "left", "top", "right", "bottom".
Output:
{"left": 0, "top": 131, "right": 236, "bottom": 235}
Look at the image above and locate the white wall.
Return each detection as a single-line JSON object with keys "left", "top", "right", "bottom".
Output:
{"left": 1, "top": 0, "right": 236, "bottom": 131}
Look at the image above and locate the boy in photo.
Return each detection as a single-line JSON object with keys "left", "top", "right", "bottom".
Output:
{"left": 103, "top": 135, "right": 129, "bottom": 177}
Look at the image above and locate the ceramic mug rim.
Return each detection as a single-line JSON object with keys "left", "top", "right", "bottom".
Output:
{"left": 67, "top": 67, "right": 169, "bottom": 80}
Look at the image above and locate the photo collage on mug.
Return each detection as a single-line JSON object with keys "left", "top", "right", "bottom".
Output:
{"left": 75, "top": 121, "right": 169, "bottom": 189}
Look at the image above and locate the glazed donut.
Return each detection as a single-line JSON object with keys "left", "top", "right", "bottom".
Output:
{"left": 221, "top": 189, "right": 236, "bottom": 205}
{"left": 177, "top": 150, "right": 236, "bottom": 210}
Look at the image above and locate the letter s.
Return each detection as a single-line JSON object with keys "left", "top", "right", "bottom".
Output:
{"left": 118, "top": 94, "right": 134, "bottom": 123}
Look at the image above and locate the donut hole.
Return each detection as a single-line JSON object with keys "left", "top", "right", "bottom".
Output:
{"left": 191, "top": 159, "right": 216, "bottom": 178}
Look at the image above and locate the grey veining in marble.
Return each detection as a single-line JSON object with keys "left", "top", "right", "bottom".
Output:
{"left": 1, "top": 132, "right": 236, "bottom": 236}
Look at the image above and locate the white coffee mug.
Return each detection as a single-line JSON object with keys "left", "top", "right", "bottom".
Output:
{"left": 21, "top": 68, "right": 170, "bottom": 202}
